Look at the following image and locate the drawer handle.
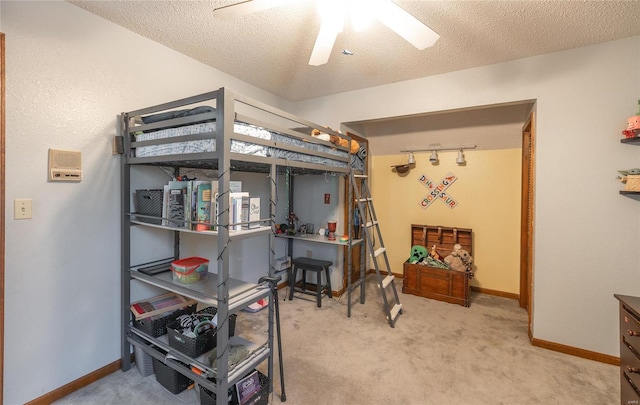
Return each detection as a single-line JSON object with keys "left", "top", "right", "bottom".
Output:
{"left": 628, "top": 365, "right": 640, "bottom": 374}
{"left": 628, "top": 329, "right": 640, "bottom": 337}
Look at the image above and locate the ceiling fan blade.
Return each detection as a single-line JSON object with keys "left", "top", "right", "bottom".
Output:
{"left": 214, "top": 0, "right": 302, "bottom": 19}
{"left": 375, "top": 1, "right": 439, "bottom": 50}
{"left": 308, "top": 18, "right": 341, "bottom": 66}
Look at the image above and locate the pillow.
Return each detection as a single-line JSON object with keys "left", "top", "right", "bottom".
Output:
{"left": 140, "top": 106, "right": 215, "bottom": 124}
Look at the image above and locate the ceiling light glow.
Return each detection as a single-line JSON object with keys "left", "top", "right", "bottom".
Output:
{"left": 317, "top": 0, "right": 345, "bottom": 31}
{"left": 348, "top": 0, "right": 376, "bottom": 31}
{"left": 214, "top": 0, "right": 440, "bottom": 66}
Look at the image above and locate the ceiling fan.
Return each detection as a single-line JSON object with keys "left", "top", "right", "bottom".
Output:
{"left": 213, "top": 0, "right": 439, "bottom": 66}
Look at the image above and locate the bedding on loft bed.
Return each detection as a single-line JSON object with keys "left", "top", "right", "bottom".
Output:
{"left": 131, "top": 107, "right": 366, "bottom": 171}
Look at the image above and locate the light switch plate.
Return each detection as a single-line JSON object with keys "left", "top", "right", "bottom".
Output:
{"left": 14, "top": 199, "right": 32, "bottom": 219}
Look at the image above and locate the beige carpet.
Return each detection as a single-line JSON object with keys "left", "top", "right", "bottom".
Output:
{"left": 54, "top": 277, "right": 619, "bottom": 405}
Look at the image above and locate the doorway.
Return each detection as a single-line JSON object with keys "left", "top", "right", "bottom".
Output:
{"left": 343, "top": 101, "right": 536, "bottom": 308}
{"left": 342, "top": 131, "right": 368, "bottom": 295}
{"left": 520, "top": 110, "right": 536, "bottom": 338}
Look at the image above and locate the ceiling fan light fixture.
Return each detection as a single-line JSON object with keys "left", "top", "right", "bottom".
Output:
{"left": 348, "top": 0, "right": 376, "bottom": 31}
{"left": 215, "top": 0, "right": 440, "bottom": 66}
{"left": 316, "top": 0, "right": 345, "bottom": 24}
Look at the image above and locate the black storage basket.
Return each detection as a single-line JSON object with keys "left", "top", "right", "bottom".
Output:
{"left": 167, "top": 307, "right": 237, "bottom": 357}
{"left": 134, "top": 344, "right": 155, "bottom": 377}
{"left": 133, "top": 303, "right": 197, "bottom": 337}
{"left": 135, "top": 189, "right": 164, "bottom": 225}
{"left": 152, "top": 358, "right": 192, "bottom": 395}
{"left": 199, "top": 371, "right": 269, "bottom": 405}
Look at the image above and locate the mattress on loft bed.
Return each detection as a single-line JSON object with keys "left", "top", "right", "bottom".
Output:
{"left": 134, "top": 121, "right": 367, "bottom": 170}
{"left": 134, "top": 120, "right": 358, "bottom": 169}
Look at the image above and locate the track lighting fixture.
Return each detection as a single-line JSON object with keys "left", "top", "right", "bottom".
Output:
{"left": 400, "top": 144, "right": 476, "bottom": 166}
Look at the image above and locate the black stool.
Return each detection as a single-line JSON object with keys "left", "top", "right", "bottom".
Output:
{"left": 288, "top": 257, "right": 333, "bottom": 307}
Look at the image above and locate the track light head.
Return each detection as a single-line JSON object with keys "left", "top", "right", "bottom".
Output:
{"left": 429, "top": 150, "right": 438, "bottom": 164}
{"left": 456, "top": 149, "right": 466, "bottom": 165}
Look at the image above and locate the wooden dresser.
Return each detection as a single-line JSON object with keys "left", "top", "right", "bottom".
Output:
{"left": 615, "top": 294, "right": 640, "bottom": 404}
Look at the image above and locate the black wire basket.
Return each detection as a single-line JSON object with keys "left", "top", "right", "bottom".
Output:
{"left": 166, "top": 307, "right": 237, "bottom": 357}
{"left": 135, "top": 189, "right": 164, "bottom": 225}
{"left": 133, "top": 303, "right": 197, "bottom": 338}
{"left": 152, "top": 358, "right": 192, "bottom": 395}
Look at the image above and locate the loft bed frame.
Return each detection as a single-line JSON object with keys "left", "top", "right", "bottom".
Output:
{"left": 123, "top": 88, "right": 363, "bottom": 176}
{"left": 119, "top": 87, "right": 366, "bottom": 404}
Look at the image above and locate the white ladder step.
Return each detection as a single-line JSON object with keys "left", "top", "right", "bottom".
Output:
{"left": 390, "top": 303, "right": 403, "bottom": 320}
{"left": 373, "top": 247, "right": 386, "bottom": 258}
{"left": 356, "top": 197, "right": 372, "bottom": 203}
{"left": 353, "top": 174, "right": 368, "bottom": 178}
{"left": 364, "top": 221, "right": 378, "bottom": 228}
{"left": 382, "top": 275, "right": 395, "bottom": 289}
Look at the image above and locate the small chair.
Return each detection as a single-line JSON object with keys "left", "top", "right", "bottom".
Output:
{"left": 288, "top": 257, "right": 333, "bottom": 307}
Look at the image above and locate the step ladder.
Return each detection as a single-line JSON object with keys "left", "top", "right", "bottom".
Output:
{"left": 348, "top": 171, "right": 403, "bottom": 328}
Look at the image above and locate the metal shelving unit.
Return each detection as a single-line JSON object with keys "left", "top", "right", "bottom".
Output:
{"left": 620, "top": 135, "right": 640, "bottom": 200}
{"left": 119, "top": 87, "right": 356, "bottom": 405}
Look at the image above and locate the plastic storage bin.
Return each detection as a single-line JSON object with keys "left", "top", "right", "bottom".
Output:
{"left": 134, "top": 345, "right": 154, "bottom": 377}
{"left": 133, "top": 303, "right": 197, "bottom": 337}
{"left": 152, "top": 357, "right": 192, "bottom": 394}
{"left": 167, "top": 307, "right": 237, "bottom": 357}
{"left": 135, "top": 189, "right": 164, "bottom": 225}
{"left": 171, "top": 256, "right": 209, "bottom": 284}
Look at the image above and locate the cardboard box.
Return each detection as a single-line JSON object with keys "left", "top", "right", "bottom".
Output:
{"left": 625, "top": 175, "right": 640, "bottom": 192}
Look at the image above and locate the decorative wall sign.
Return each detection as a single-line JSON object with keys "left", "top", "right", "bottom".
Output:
{"left": 439, "top": 192, "right": 458, "bottom": 208}
{"left": 418, "top": 173, "right": 458, "bottom": 209}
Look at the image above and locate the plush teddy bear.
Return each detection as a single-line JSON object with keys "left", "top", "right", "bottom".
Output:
{"left": 311, "top": 128, "right": 360, "bottom": 154}
{"left": 444, "top": 243, "right": 474, "bottom": 272}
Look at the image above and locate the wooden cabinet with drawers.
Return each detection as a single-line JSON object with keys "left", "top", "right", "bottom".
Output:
{"left": 615, "top": 294, "right": 640, "bottom": 404}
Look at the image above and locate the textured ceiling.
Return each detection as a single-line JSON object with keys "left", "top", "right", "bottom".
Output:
{"left": 68, "top": 0, "right": 640, "bottom": 102}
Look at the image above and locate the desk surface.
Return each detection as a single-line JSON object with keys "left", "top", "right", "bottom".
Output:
{"left": 276, "top": 233, "right": 363, "bottom": 246}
